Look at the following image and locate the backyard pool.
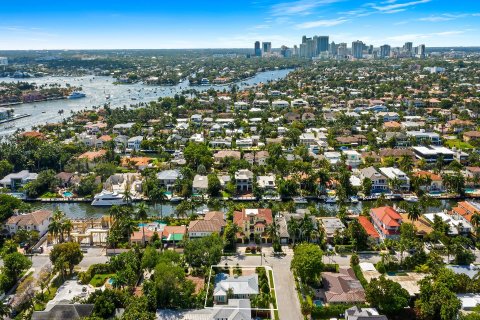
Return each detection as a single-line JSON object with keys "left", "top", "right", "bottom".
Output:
{"left": 313, "top": 300, "right": 323, "bottom": 307}
{"left": 63, "top": 191, "right": 73, "bottom": 197}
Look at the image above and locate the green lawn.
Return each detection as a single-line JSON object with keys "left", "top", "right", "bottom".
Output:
{"left": 445, "top": 139, "right": 473, "bottom": 150}
{"left": 268, "top": 269, "right": 275, "bottom": 289}
{"left": 90, "top": 273, "right": 115, "bottom": 287}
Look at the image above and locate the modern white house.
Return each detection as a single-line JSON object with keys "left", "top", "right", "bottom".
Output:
{"left": 127, "top": 136, "right": 144, "bottom": 151}
{"left": 272, "top": 99, "right": 290, "bottom": 109}
{"left": 343, "top": 150, "right": 362, "bottom": 168}
{"left": 323, "top": 151, "right": 342, "bottom": 165}
{"left": 156, "top": 170, "right": 182, "bottom": 191}
{"left": 0, "top": 170, "right": 38, "bottom": 191}
{"left": 213, "top": 273, "right": 259, "bottom": 303}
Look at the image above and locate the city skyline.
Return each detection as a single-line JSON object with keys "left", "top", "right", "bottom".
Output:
{"left": 0, "top": 0, "right": 479, "bottom": 50}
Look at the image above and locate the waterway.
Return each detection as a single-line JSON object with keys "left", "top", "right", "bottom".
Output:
{"left": 28, "top": 199, "right": 457, "bottom": 219}
{"left": 0, "top": 68, "right": 292, "bottom": 135}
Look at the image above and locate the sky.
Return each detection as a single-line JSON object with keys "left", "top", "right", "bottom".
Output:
{"left": 0, "top": 0, "right": 479, "bottom": 50}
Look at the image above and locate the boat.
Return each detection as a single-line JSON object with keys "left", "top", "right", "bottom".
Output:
{"left": 91, "top": 190, "right": 127, "bottom": 206}
{"left": 293, "top": 196, "right": 308, "bottom": 204}
{"left": 105, "top": 94, "right": 111, "bottom": 100}
{"left": 68, "top": 92, "right": 86, "bottom": 99}
{"left": 325, "top": 196, "right": 338, "bottom": 204}
{"left": 404, "top": 195, "right": 419, "bottom": 203}
{"left": 170, "top": 196, "right": 183, "bottom": 203}
{"left": 350, "top": 196, "right": 359, "bottom": 204}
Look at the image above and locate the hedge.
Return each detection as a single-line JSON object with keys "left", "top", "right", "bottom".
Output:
{"left": 323, "top": 263, "right": 339, "bottom": 273}
{"left": 78, "top": 263, "right": 113, "bottom": 284}
{"left": 335, "top": 245, "right": 354, "bottom": 254}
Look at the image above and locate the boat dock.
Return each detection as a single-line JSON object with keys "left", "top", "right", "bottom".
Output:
{"left": 0, "top": 113, "right": 31, "bottom": 124}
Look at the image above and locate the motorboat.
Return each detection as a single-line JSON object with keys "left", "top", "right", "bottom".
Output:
{"left": 91, "top": 190, "right": 127, "bottom": 206}
{"left": 68, "top": 91, "right": 86, "bottom": 99}
{"left": 404, "top": 195, "right": 419, "bottom": 203}
{"left": 325, "top": 196, "right": 338, "bottom": 204}
{"left": 170, "top": 196, "right": 183, "bottom": 203}
{"left": 350, "top": 196, "right": 359, "bottom": 204}
{"left": 293, "top": 196, "right": 308, "bottom": 204}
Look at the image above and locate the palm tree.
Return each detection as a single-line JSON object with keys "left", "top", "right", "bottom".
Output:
{"left": 136, "top": 202, "right": 149, "bottom": 246}
{"left": 122, "top": 183, "right": 133, "bottom": 205}
{"left": 265, "top": 221, "right": 279, "bottom": 244}
{"left": 471, "top": 213, "right": 480, "bottom": 240}
{"left": 407, "top": 203, "right": 422, "bottom": 222}
{"left": 61, "top": 219, "right": 73, "bottom": 242}
{"left": 287, "top": 218, "right": 299, "bottom": 246}
{"left": 48, "top": 219, "right": 62, "bottom": 243}
{"left": 399, "top": 155, "right": 414, "bottom": 173}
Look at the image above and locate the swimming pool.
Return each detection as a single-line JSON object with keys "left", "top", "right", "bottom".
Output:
{"left": 313, "top": 300, "right": 323, "bottom": 307}
{"left": 63, "top": 191, "right": 73, "bottom": 197}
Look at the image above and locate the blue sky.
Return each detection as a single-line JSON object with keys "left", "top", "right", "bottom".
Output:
{"left": 0, "top": 0, "right": 479, "bottom": 49}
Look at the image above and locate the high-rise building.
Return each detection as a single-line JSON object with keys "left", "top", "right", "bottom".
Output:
{"left": 329, "top": 41, "right": 336, "bottom": 55}
{"left": 293, "top": 45, "right": 299, "bottom": 56}
{"left": 403, "top": 42, "right": 413, "bottom": 54}
{"left": 417, "top": 44, "right": 426, "bottom": 58}
{"left": 254, "top": 41, "right": 261, "bottom": 57}
{"left": 318, "top": 36, "right": 329, "bottom": 53}
{"left": 368, "top": 45, "right": 374, "bottom": 55}
{"left": 262, "top": 42, "right": 272, "bottom": 54}
{"left": 380, "top": 45, "right": 391, "bottom": 58}
{"left": 352, "top": 40, "right": 364, "bottom": 59}
{"left": 337, "top": 43, "right": 347, "bottom": 58}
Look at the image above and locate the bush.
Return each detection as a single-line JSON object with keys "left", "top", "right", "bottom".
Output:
{"left": 375, "top": 261, "right": 386, "bottom": 274}
{"left": 324, "top": 263, "right": 339, "bottom": 273}
{"left": 79, "top": 263, "right": 113, "bottom": 284}
{"left": 352, "top": 264, "right": 368, "bottom": 288}
{"left": 335, "top": 245, "right": 354, "bottom": 254}
{"left": 90, "top": 273, "right": 115, "bottom": 287}
{"left": 350, "top": 253, "right": 360, "bottom": 266}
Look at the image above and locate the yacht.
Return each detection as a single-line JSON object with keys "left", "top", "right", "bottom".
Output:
{"left": 350, "top": 196, "right": 359, "bottom": 204}
{"left": 91, "top": 190, "right": 127, "bottom": 206}
{"left": 68, "top": 92, "right": 86, "bottom": 99}
{"left": 293, "top": 196, "right": 308, "bottom": 204}
{"left": 170, "top": 196, "right": 183, "bottom": 203}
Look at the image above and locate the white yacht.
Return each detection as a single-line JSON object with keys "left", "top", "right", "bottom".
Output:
{"left": 68, "top": 91, "right": 86, "bottom": 99}
{"left": 325, "top": 196, "right": 338, "bottom": 204}
{"left": 91, "top": 190, "right": 127, "bottom": 206}
{"left": 293, "top": 196, "right": 308, "bottom": 204}
{"left": 404, "top": 195, "right": 419, "bottom": 203}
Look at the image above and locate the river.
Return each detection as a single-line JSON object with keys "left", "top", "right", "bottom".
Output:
{"left": 28, "top": 199, "right": 457, "bottom": 219}
{"left": 0, "top": 68, "right": 292, "bottom": 135}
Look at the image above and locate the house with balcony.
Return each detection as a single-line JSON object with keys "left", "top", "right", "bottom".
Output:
{"left": 192, "top": 175, "right": 208, "bottom": 194}
{"left": 233, "top": 208, "right": 273, "bottom": 242}
{"left": 188, "top": 211, "right": 225, "bottom": 238}
{"left": 359, "top": 167, "right": 388, "bottom": 193}
{"left": 412, "top": 171, "right": 444, "bottom": 192}
{"left": 156, "top": 169, "right": 182, "bottom": 192}
{"left": 343, "top": 150, "right": 362, "bottom": 168}
{"left": 127, "top": 136, "right": 144, "bottom": 151}
{"left": 369, "top": 206, "right": 402, "bottom": 240}
{"left": 234, "top": 169, "right": 254, "bottom": 193}
{"left": 5, "top": 210, "right": 52, "bottom": 236}
{"left": 0, "top": 170, "right": 38, "bottom": 191}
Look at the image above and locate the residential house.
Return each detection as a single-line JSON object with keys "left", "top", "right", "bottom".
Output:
{"left": 412, "top": 146, "right": 455, "bottom": 163}
{"left": 257, "top": 175, "right": 276, "bottom": 191}
{"left": 233, "top": 208, "right": 273, "bottom": 242}
{"left": 5, "top": 210, "right": 52, "bottom": 236}
{"left": 359, "top": 167, "right": 388, "bottom": 193}
{"left": 370, "top": 206, "right": 402, "bottom": 240}
{"left": 31, "top": 302, "right": 94, "bottom": 320}
{"left": 235, "top": 169, "right": 254, "bottom": 192}
{"left": 320, "top": 267, "right": 366, "bottom": 304}
{"left": 320, "top": 217, "right": 345, "bottom": 242}
{"left": 192, "top": 175, "right": 208, "bottom": 194}
{"left": 379, "top": 167, "right": 410, "bottom": 192}
{"left": 424, "top": 212, "right": 472, "bottom": 235}
{"left": 323, "top": 151, "right": 342, "bottom": 165}
{"left": 406, "top": 130, "right": 441, "bottom": 145}
{"left": 464, "top": 167, "right": 480, "bottom": 186}
{"left": 376, "top": 111, "right": 399, "bottom": 122}
{"left": 451, "top": 201, "right": 480, "bottom": 223}
{"left": 214, "top": 150, "right": 241, "bottom": 162}
{"left": 78, "top": 150, "right": 107, "bottom": 168}
{"left": 182, "top": 299, "right": 252, "bottom": 320}
{"left": 343, "top": 150, "right": 362, "bottom": 168}
{"left": 412, "top": 171, "right": 444, "bottom": 192}
{"left": 156, "top": 169, "right": 182, "bottom": 191}
{"left": 300, "top": 133, "right": 316, "bottom": 146}
{"left": 188, "top": 211, "right": 225, "bottom": 238}
{"left": 130, "top": 224, "right": 186, "bottom": 245}
{"left": 463, "top": 131, "right": 480, "bottom": 142}
{"left": 127, "top": 136, "right": 144, "bottom": 151}
{"left": 213, "top": 273, "right": 259, "bottom": 303}
{"left": 244, "top": 151, "right": 269, "bottom": 166}
{"left": 0, "top": 170, "right": 38, "bottom": 191}
{"left": 272, "top": 99, "right": 290, "bottom": 109}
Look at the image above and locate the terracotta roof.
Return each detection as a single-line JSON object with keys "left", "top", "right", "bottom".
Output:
{"left": 188, "top": 212, "right": 225, "bottom": 233}
{"left": 233, "top": 208, "right": 273, "bottom": 227}
{"left": 370, "top": 206, "right": 401, "bottom": 227}
{"left": 6, "top": 210, "right": 52, "bottom": 227}
{"left": 452, "top": 201, "right": 480, "bottom": 222}
{"left": 78, "top": 149, "right": 107, "bottom": 160}
{"left": 383, "top": 121, "right": 401, "bottom": 128}
{"left": 357, "top": 216, "right": 379, "bottom": 239}
{"left": 413, "top": 170, "right": 442, "bottom": 181}
{"left": 98, "top": 135, "right": 112, "bottom": 142}
{"left": 321, "top": 268, "right": 365, "bottom": 303}
{"left": 400, "top": 214, "right": 433, "bottom": 235}
{"left": 121, "top": 157, "right": 153, "bottom": 167}
{"left": 20, "top": 131, "right": 45, "bottom": 139}
{"left": 464, "top": 131, "right": 480, "bottom": 138}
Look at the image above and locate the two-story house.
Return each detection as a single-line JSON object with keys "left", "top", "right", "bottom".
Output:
{"left": 370, "top": 206, "right": 402, "bottom": 240}
{"left": 359, "top": 167, "right": 388, "bottom": 193}
{"left": 233, "top": 208, "right": 273, "bottom": 242}
{"left": 127, "top": 136, "right": 144, "bottom": 151}
{"left": 188, "top": 211, "right": 225, "bottom": 238}
{"left": 379, "top": 167, "right": 410, "bottom": 192}
{"left": 156, "top": 169, "right": 182, "bottom": 192}
{"left": 234, "top": 169, "right": 254, "bottom": 192}
{"left": 5, "top": 210, "right": 52, "bottom": 236}
{"left": 0, "top": 170, "right": 38, "bottom": 191}
{"left": 343, "top": 150, "right": 362, "bottom": 168}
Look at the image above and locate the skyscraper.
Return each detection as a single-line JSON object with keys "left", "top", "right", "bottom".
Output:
{"left": 380, "top": 45, "right": 391, "bottom": 58}
{"left": 352, "top": 40, "right": 364, "bottom": 59}
{"left": 417, "top": 44, "right": 426, "bottom": 58}
{"left": 403, "top": 42, "right": 413, "bottom": 54}
{"left": 262, "top": 42, "right": 271, "bottom": 55}
{"left": 337, "top": 43, "right": 347, "bottom": 58}
{"left": 254, "top": 41, "right": 261, "bottom": 57}
{"left": 318, "top": 36, "right": 329, "bottom": 53}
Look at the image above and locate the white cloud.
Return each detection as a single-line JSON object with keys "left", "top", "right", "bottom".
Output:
{"left": 271, "top": 0, "right": 343, "bottom": 16}
{"left": 383, "top": 9, "right": 406, "bottom": 14}
{"left": 370, "top": 0, "right": 431, "bottom": 12}
{"left": 419, "top": 16, "right": 453, "bottom": 22}
{"left": 295, "top": 18, "right": 349, "bottom": 29}
{"left": 387, "top": 30, "right": 466, "bottom": 42}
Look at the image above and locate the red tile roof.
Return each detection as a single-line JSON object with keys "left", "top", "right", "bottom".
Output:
{"left": 357, "top": 216, "right": 379, "bottom": 239}
{"left": 233, "top": 208, "right": 273, "bottom": 227}
{"left": 370, "top": 206, "right": 401, "bottom": 228}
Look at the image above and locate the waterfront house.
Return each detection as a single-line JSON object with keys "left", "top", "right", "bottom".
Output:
{"left": 359, "top": 167, "right": 388, "bottom": 193}
{"left": 127, "top": 136, "right": 144, "bottom": 151}
{"left": 78, "top": 150, "right": 107, "bottom": 168}
{"left": 5, "top": 210, "right": 52, "bottom": 236}
{"left": 234, "top": 169, "right": 254, "bottom": 192}
{"left": 369, "top": 206, "right": 402, "bottom": 240}
{"left": 379, "top": 167, "right": 410, "bottom": 192}
{"left": 156, "top": 169, "right": 182, "bottom": 192}
{"left": 0, "top": 170, "right": 38, "bottom": 191}
{"left": 192, "top": 175, "right": 208, "bottom": 194}
{"left": 412, "top": 171, "right": 444, "bottom": 192}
